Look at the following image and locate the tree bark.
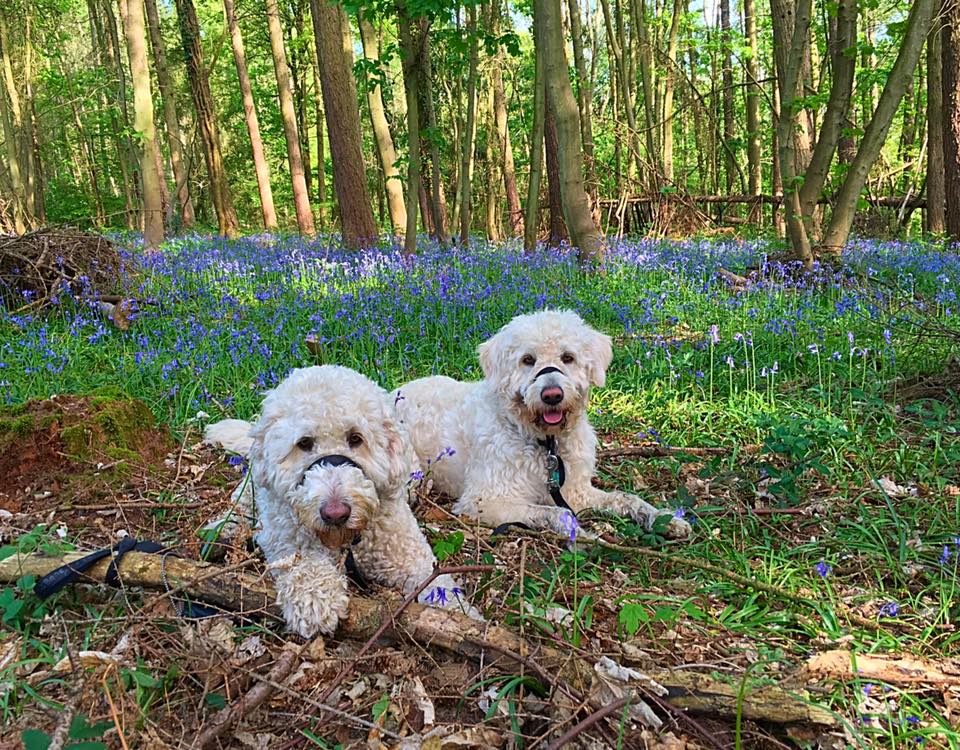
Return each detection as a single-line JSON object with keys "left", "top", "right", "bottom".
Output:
{"left": 309, "top": 39, "right": 327, "bottom": 225}
{"left": 145, "top": 0, "right": 195, "bottom": 228}
{"left": 175, "top": 0, "right": 240, "bottom": 237}
{"left": 929, "top": 14, "right": 946, "bottom": 234}
{"left": 536, "top": 0, "right": 600, "bottom": 262}
{"left": 119, "top": 0, "right": 165, "bottom": 249}
{"left": 358, "top": 9, "right": 406, "bottom": 237}
{"left": 544, "top": 89, "right": 568, "bottom": 246}
{"left": 489, "top": 0, "right": 523, "bottom": 236}
{"left": 265, "top": 0, "right": 315, "bottom": 236}
{"left": 311, "top": 0, "right": 378, "bottom": 249}
{"left": 484, "top": 83, "right": 501, "bottom": 241}
{"left": 720, "top": 0, "right": 736, "bottom": 193}
{"left": 662, "top": 0, "right": 682, "bottom": 182}
{"left": 798, "top": 0, "right": 856, "bottom": 227}
{"left": 821, "top": 0, "right": 935, "bottom": 254}
{"left": 743, "top": 0, "right": 761, "bottom": 194}
{"left": 770, "top": 0, "right": 814, "bottom": 268}
{"left": 459, "top": 3, "right": 480, "bottom": 245}
{"left": 223, "top": 0, "right": 277, "bottom": 231}
{"left": 397, "top": 7, "right": 423, "bottom": 254}
{"left": 524, "top": 6, "right": 546, "bottom": 253}
{"left": 566, "top": 0, "right": 597, "bottom": 209}
{"left": 418, "top": 24, "right": 448, "bottom": 245}
{"left": 944, "top": 0, "right": 960, "bottom": 239}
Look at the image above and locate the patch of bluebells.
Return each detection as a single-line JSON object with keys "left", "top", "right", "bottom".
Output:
{"left": 424, "top": 585, "right": 465, "bottom": 606}
{"left": 1, "top": 234, "right": 957, "bottom": 421}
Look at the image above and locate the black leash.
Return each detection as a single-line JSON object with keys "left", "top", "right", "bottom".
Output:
{"left": 34, "top": 536, "right": 219, "bottom": 618}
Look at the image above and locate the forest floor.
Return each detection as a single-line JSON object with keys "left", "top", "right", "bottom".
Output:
{"left": 1, "top": 234, "right": 959, "bottom": 749}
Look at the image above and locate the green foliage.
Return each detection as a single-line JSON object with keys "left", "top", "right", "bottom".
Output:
{"left": 432, "top": 530, "right": 465, "bottom": 561}
{"left": 21, "top": 714, "right": 112, "bottom": 750}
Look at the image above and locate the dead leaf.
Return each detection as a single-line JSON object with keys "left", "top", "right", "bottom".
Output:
{"left": 874, "top": 476, "right": 917, "bottom": 498}
{"left": 591, "top": 656, "right": 665, "bottom": 729}
{"left": 52, "top": 650, "right": 122, "bottom": 672}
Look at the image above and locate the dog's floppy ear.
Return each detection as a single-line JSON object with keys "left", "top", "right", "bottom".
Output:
{"left": 583, "top": 328, "right": 613, "bottom": 387}
{"left": 381, "top": 412, "right": 410, "bottom": 487}
{"left": 478, "top": 331, "right": 505, "bottom": 379}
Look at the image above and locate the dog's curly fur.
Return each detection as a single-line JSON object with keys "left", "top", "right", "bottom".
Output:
{"left": 205, "top": 365, "right": 477, "bottom": 637}
{"left": 394, "top": 311, "right": 692, "bottom": 539}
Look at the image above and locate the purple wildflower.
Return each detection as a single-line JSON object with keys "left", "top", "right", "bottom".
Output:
{"left": 815, "top": 560, "right": 831, "bottom": 578}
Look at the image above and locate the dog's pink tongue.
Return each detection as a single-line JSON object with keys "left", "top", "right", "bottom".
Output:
{"left": 543, "top": 409, "right": 564, "bottom": 425}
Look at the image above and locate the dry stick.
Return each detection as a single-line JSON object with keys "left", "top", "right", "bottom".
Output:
{"left": 193, "top": 642, "right": 304, "bottom": 749}
{"left": 315, "top": 564, "right": 495, "bottom": 707}
{"left": 544, "top": 695, "right": 632, "bottom": 750}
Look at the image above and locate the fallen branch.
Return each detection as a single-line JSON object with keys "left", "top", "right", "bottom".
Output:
{"left": 544, "top": 695, "right": 632, "bottom": 750}
{"left": 804, "top": 650, "right": 960, "bottom": 688}
{"left": 0, "top": 550, "right": 836, "bottom": 726}
{"left": 194, "top": 642, "right": 304, "bottom": 749}
{"left": 598, "top": 443, "right": 762, "bottom": 460}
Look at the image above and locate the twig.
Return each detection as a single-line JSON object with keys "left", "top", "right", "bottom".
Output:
{"left": 544, "top": 695, "right": 632, "bottom": 750}
{"left": 597, "top": 443, "right": 761, "bottom": 460}
{"left": 316, "top": 564, "right": 494, "bottom": 706}
{"left": 193, "top": 642, "right": 305, "bottom": 749}
{"left": 102, "top": 671, "right": 131, "bottom": 750}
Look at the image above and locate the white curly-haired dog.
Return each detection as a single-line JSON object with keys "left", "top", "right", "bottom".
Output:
{"left": 394, "top": 311, "right": 691, "bottom": 539}
{"left": 205, "top": 365, "right": 477, "bottom": 637}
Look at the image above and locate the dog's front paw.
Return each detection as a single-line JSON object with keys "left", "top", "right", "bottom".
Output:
{"left": 277, "top": 579, "right": 350, "bottom": 637}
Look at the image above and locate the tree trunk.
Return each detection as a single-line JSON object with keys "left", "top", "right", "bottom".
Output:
{"left": 265, "top": 0, "right": 315, "bottom": 236}
{"left": 489, "top": 0, "right": 523, "bottom": 236}
{"left": 929, "top": 14, "right": 946, "bottom": 234}
{"left": 600, "top": 0, "right": 639, "bottom": 183}
{"left": 524, "top": 6, "right": 546, "bottom": 253}
{"left": 175, "top": 0, "right": 240, "bottom": 237}
{"left": 821, "top": 0, "right": 935, "bottom": 254}
{"left": 943, "top": 0, "right": 960, "bottom": 239}
{"left": 720, "top": 0, "right": 736, "bottom": 193}
{"left": 119, "top": 0, "right": 164, "bottom": 249}
{"left": 145, "top": 0, "right": 195, "bottom": 228}
{"left": 770, "top": 0, "right": 814, "bottom": 268}
{"left": 397, "top": 7, "right": 423, "bottom": 254}
{"left": 798, "top": 0, "right": 856, "bottom": 225}
{"left": 419, "top": 25, "right": 448, "bottom": 244}
{"left": 484, "top": 83, "right": 501, "bottom": 241}
{"left": 662, "top": 0, "right": 682, "bottom": 182}
{"left": 566, "top": 0, "right": 597, "bottom": 209}
{"left": 544, "top": 89, "right": 569, "bottom": 246}
{"left": 311, "top": 0, "right": 378, "bottom": 249}
{"left": 358, "top": 9, "right": 406, "bottom": 237}
{"left": 309, "top": 39, "right": 327, "bottom": 225}
{"left": 743, "top": 0, "right": 761, "bottom": 194}
{"left": 459, "top": 3, "right": 480, "bottom": 245}
{"left": 536, "top": 0, "right": 599, "bottom": 261}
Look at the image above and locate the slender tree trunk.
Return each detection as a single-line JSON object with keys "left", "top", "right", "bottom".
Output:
{"left": 635, "top": 0, "right": 657, "bottom": 175}
{"left": 223, "top": 0, "right": 277, "bottom": 230}
{"left": 101, "top": 0, "right": 138, "bottom": 227}
{"left": 175, "top": 0, "right": 240, "bottom": 237}
{"left": 770, "top": 0, "right": 813, "bottom": 268}
{"left": 544, "top": 93, "right": 568, "bottom": 246}
{"left": 798, "top": 0, "right": 856, "bottom": 225}
{"left": 943, "top": 0, "right": 960, "bottom": 239}
{"left": 419, "top": 25, "right": 448, "bottom": 244}
{"left": 743, "top": 0, "right": 761, "bottom": 194}
{"left": 311, "top": 0, "right": 378, "bottom": 248}
{"left": 662, "top": 0, "right": 682, "bottom": 182}
{"left": 119, "top": 0, "right": 164, "bottom": 248}
{"left": 358, "top": 9, "right": 406, "bottom": 236}
{"left": 459, "top": 3, "right": 479, "bottom": 245}
{"left": 929, "top": 14, "right": 945, "bottom": 234}
{"left": 822, "top": 0, "right": 935, "bottom": 254}
{"left": 489, "top": 0, "right": 523, "bottom": 236}
{"left": 265, "top": 0, "right": 315, "bottom": 235}
{"left": 0, "top": 11, "right": 26, "bottom": 232}
{"left": 145, "top": 0, "right": 194, "bottom": 227}
{"left": 566, "top": 0, "right": 597, "bottom": 208}
{"left": 484, "top": 82, "right": 501, "bottom": 241}
{"left": 537, "top": 0, "right": 600, "bottom": 261}
{"left": 524, "top": 6, "right": 546, "bottom": 252}
{"left": 600, "top": 0, "right": 639, "bottom": 183}
{"left": 397, "top": 7, "right": 422, "bottom": 254}
{"left": 309, "top": 39, "right": 327, "bottom": 225}
{"left": 720, "top": 0, "right": 736, "bottom": 193}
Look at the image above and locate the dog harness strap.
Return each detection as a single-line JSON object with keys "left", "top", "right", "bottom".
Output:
{"left": 537, "top": 436, "right": 572, "bottom": 512}
{"left": 298, "top": 454, "right": 362, "bottom": 486}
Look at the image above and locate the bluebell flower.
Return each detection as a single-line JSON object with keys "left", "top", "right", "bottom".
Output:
{"left": 878, "top": 601, "right": 899, "bottom": 618}
{"left": 815, "top": 560, "right": 831, "bottom": 578}
{"left": 559, "top": 510, "right": 579, "bottom": 543}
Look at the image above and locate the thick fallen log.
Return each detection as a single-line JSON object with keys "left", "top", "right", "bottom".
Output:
{"left": 804, "top": 650, "right": 960, "bottom": 688}
{"left": 0, "top": 549, "right": 836, "bottom": 726}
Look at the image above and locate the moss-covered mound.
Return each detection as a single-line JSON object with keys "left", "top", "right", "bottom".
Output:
{"left": 0, "top": 389, "right": 174, "bottom": 514}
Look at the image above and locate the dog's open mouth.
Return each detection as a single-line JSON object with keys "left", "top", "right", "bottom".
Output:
{"left": 540, "top": 408, "right": 566, "bottom": 427}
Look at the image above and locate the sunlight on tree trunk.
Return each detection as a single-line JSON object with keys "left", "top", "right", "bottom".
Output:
{"left": 459, "top": 3, "right": 479, "bottom": 246}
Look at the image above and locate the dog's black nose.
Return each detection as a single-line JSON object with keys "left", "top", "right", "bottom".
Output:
{"left": 541, "top": 386, "right": 564, "bottom": 405}
{"left": 320, "top": 499, "right": 351, "bottom": 526}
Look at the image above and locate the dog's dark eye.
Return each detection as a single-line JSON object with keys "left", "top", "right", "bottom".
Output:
{"left": 521, "top": 354, "right": 536, "bottom": 367}
{"left": 296, "top": 436, "right": 314, "bottom": 452}
{"left": 347, "top": 432, "right": 364, "bottom": 448}
{"left": 561, "top": 352, "right": 575, "bottom": 364}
